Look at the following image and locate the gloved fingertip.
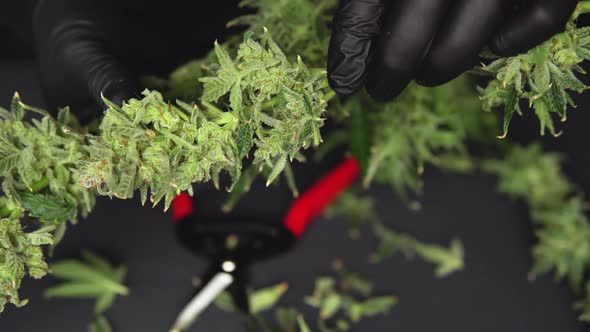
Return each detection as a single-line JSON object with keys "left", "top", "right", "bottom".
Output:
{"left": 489, "top": 35, "right": 521, "bottom": 58}
{"left": 415, "top": 66, "right": 462, "bottom": 88}
{"left": 327, "top": 0, "right": 385, "bottom": 99}
{"left": 327, "top": 76, "right": 363, "bottom": 96}
{"left": 327, "top": 52, "right": 369, "bottom": 96}
{"left": 489, "top": 1, "right": 578, "bottom": 57}
{"left": 96, "top": 78, "right": 139, "bottom": 107}
{"left": 415, "top": 66, "right": 447, "bottom": 87}
{"left": 414, "top": 78, "right": 440, "bottom": 88}
{"left": 366, "top": 80, "right": 403, "bottom": 102}
{"left": 77, "top": 103, "right": 103, "bottom": 125}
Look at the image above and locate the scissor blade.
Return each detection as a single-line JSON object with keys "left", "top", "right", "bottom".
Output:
{"left": 170, "top": 272, "right": 234, "bottom": 332}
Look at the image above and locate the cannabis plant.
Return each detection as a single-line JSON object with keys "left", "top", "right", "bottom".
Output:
{"left": 79, "top": 31, "right": 331, "bottom": 209}
{"left": 44, "top": 251, "right": 128, "bottom": 331}
{"left": 214, "top": 262, "right": 395, "bottom": 332}
{"left": 3, "top": 0, "right": 590, "bottom": 330}
{"left": 479, "top": 2, "right": 590, "bottom": 137}
{"left": 0, "top": 95, "right": 95, "bottom": 311}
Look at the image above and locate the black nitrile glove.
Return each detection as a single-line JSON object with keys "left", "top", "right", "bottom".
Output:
{"left": 32, "top": 0, "right": 140, "bottom": 123}
{"left": 327, "top": 0, "right": 579, "bottom": 101}
{"left": 28, "top": 0, "right": 242, "bottom": 123}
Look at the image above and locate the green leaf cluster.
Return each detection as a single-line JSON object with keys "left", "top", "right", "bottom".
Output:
{"left": 214, "top": 264, "right": 395, "bottom": 332}
{"left": 214, "top": 283, "right": 306, "bottom": 332}
{"left": 229, "top": 0, "right": 337, "bottom": 66}
{"left": 483, "top": 144, "right": 590, "bottom": 320}
{"left": 44, "top": 250, "right": 128, "bottom": 331}
{"left": 0, "top": 218, "right": 53, "bottom": 312}
{"left": 0, "top": 94, "right": 95, "bottom": 312}
{"left": 324, "top": 189, "right": 379, "bottom": 239}
{"left": 0, "top": 93, "right": 95, "bottom": 223}
{"left": 372, "top": 224, "right": 465, "bottom": 278}
{"left": 214, "top": 282, "right": 289, "bottom": 315}
{"left": 478, "top": 3, "right": 590, "bottom": 137}
{"left": 325, "top": 191, "right": 464, "bottom": 278}
{"left": 361, "top": 78, "right": 492, "bottom": 200}
{"left": 303, "top": 262, "right": 396, "bottom": 332}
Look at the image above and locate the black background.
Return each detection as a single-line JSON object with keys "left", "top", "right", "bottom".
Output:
{"left": 1, "top": 6, "right": 590, "bottom": 332}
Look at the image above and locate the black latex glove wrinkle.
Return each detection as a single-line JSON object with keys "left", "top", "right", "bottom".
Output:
{"left": 32, "top": 0, "right": 242, "bottom": 123}
{"left": 33, "top": 0, "right": 140, "bottom": 122}
{"left": 328, "top": 0, "right": 580, "bottom": 101}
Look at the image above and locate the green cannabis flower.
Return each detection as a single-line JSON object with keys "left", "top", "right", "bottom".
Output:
{"left": 215, "top": 263, "right": 396, "bottom": 332}
{"left": 312, "top": 75, "right": 498, "bottom": 202}
{"left": 304, "top": 262, "right": 396, "bottom": 328}
{"left": 0, "top": 93, "right": 95, "bottom": 312}
{"left": 0, "top": 29, "right": 331, "bottom": 315}
{"left": 3, "top": 0, "right": 590, "bottom": 327}
{"left": 79, "top": 31, "right": 331, "bottom": 209}
{"left": 363, "top": 78, "right": 486, "bottom": 199}
{"left": 483, "top": 145, "right": 590, "bottom": 290}
{"left": 0, "top": 218, "right": 53, "bottom": 312}
{"left": 229, "top": 0, "right": 337, "bottom": 66}
{"left": 483, "top": 144, "right": 590, "bottom": 320}
{"left": 0, "top": 94, "right": 94, "bottom": 222}
{"left": 479, "top": 3, "right": 590, "bottom": 137}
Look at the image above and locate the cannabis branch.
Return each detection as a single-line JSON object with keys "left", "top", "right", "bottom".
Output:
{"left": 2, "top": 0, "right": 590, "bottom": 330}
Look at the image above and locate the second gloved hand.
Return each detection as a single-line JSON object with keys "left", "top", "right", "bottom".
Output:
{"left": 33, "top": 0, "right": 141, "bottom": 123}
{"left": 327, "top": 0, "right": 579, "bottom": 101}
{"left": 31, "top": 0, "right": 241, "bottom": 123}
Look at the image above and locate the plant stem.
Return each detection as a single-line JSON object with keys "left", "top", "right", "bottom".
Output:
{"left": 323, "top": 90, "right": 337, "bottom": 104}
{"left": 576, "top": 1, "right": 590, "bottom": 18}
{"left": 261, "top": 96, "right": 284, "bottom": 110}
{"left": 30, "top": 177, "right": 50, "bottom": 193}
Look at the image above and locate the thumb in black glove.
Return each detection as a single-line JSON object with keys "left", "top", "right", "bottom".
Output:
{"left": 327, "top": 0, "right": 579, "bottom": 102}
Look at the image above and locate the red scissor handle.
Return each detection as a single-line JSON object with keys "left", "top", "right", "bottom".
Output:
{"left": 171, "top": 157, "right": 361, "bottom": 237}
{"left": 282, "top": 157, "right": 360, "bottom": 238}
{"left": 171, "top": 192, "right": 194, "bottom": 223}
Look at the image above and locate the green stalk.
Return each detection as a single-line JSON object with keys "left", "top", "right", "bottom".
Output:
{"left": 323, "top": 90, "right": 337, "bottom": 104}
{"left": 575, "top": 1, "right": 590, "bottom": 18}
{"left": 30, "top": 177, "right": 50, "bottom": 193}
{"left": 261, "top": 95, "right": 285, "bottom": 110}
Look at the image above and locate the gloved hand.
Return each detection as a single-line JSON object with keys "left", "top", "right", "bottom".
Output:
{"left": 327, "top": 0, "right": 579, "bottom": 101}
{"left": 32, "top": 0, "right": 140, "bottom": 123}
{"left": 30, "top": 0, "right": 241, "bottom": 123}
